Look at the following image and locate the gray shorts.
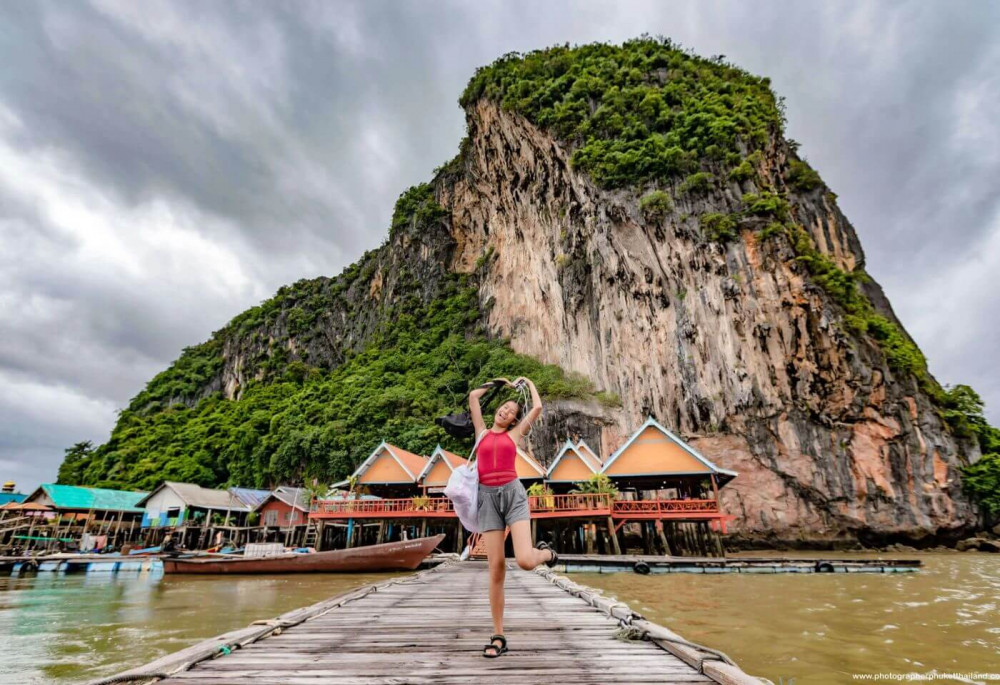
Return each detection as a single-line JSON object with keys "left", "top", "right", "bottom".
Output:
{"left": 477, "top": 479, "right": 531, "bottom": 532}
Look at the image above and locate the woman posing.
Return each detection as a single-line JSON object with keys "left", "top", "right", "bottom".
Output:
{"left": 469, "top": 376, "right": 559, "bottom": 658}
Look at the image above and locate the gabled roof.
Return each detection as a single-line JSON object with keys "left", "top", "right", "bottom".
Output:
{"left": 27, "top": 484, "right": 147, "bottom": 513}
{"left": 600, "top": 416, "right": 738, "bottom": 484}
{"left": 576, "top": 440, "right": 603, "bottom": 467}
{"left": 352, "top": 442, "right": 429, "bottom": 483}
{"left": 546, "top": 440, "right": 601, "bottom": 480}
{"left": 136, "top": 482, "right": 251, "bottom": 512}
{"left": 229, "top": 487, "right": 272, "bottom": 509}
{"left": 516, "top": 446, "right": 546, "bottom": 479}
{"left": 417, "top": 445, "right": 469, "bottom": 481}
{"left": 255, "top": 486, "right": 312, "bottom": 513}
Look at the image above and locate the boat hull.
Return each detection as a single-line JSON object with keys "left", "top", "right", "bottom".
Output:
{"left": 162, "top": 534, "right": 445, "bottom": 575}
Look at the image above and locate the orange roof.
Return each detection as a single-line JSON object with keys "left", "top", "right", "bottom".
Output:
{"left": 439, "top": 448, "right": 468, "bottom": 469}
{"left": 384, "top": 444, "right": 429, "bottom": 479}
{"left": 353, "top": 441, "right": 430, "bottom": 484}
{"left": 516, "top": 447, "right": 546, "bottom": 479}
{"left": 547, "top": 440, "right": 601, "bottom": 482}
{"left": 600, "top": 417, "right": 738, "bottom": 485}
{"left": 416, "top": 446, "right": 470, "bottom": 484}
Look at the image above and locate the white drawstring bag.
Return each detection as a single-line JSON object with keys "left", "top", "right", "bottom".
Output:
{"left": 444, "top": 429, "right": 487, "bottom": 533}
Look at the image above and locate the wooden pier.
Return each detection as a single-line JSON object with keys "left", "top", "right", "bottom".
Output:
{"left": 555, "top": 553, "right": 921, "bottom": 574}
{"left": 96, "top": 560, "right": 762, "bottom": 685}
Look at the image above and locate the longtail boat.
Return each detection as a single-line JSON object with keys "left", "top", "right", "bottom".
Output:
{"left": 161, "top": 534, "right": 445, "bottom": 575}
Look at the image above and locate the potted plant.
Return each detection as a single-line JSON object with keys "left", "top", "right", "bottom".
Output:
{"left": 526, "top": 482, "right": 555, "bottom": 509}
{"left": 411, "top": 495, "right": 431, "bottom": 511}
{"left": 569, "top": 473, "right": 619, "bottom": 506}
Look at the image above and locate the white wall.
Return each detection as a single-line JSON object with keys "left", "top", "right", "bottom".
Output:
{"left": 142, "top": 487, "right": 186, "bottom": 519}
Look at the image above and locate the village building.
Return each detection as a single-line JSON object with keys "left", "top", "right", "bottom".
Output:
{"left": 545, "top": 440, "right": 603, "bottom": 491}
{"left": 137, "top": 481, "right": 263, "bottom": 550}
{"left": 254, "top": 486, "right": 313, "bottom": 547}
{"left": 311, "top": 420, "right": 737, "bottom": 557}
{"left": 417, "top": 446, "right": 468, "bottom": 494}
{"left": 15, "top": 484, "right": 147, "bottom": 551}
{"left": 331, "top": 442, "right": 430, "bottom": 497}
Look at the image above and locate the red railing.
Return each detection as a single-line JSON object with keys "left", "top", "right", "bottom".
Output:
{"left": 527, "top": 493, "right": 613, "bottom": 513}
{"left": 310, "top": 495, "right": 723, "bottom": 520}
{"left": 314, "top": 497, "right": 456, "bottom": 517}
{"left": 612, "top": 499, "right": 720, "bottom": 515}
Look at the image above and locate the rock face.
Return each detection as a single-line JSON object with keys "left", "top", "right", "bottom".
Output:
{"left": 439, "top": 99, "right": 978, "bottom": 545}
{"left": 76, "top": 41, "right": 981, "bottom": 546}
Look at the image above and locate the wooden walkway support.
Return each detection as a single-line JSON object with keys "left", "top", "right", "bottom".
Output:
{"left": 97, "top": 561, "right": 762, "bottom": 685}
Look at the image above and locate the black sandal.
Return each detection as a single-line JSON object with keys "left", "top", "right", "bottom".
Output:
{"left": 483, "top": 633, "right": 508, "bottom": 658}
{"left": 537, "top": 540, "right": 559, "bottom": 568}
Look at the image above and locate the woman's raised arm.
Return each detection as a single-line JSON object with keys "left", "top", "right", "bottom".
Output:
{"left": 509, "top": 377, "right": 542, "bottom": 442}
{"left": 469, "top": 382, "right": 492, "bottom": 438}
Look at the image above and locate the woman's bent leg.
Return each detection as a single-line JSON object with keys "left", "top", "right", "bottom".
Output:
{"left": 509, "top": 519, "right": 552, "bottom": 571}
{"left": 484, "top": 529, "right": 507, "bottom": 635}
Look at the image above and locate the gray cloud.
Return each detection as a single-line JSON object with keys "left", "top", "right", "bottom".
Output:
{"left": 1, "top": 0, "right": 998, "bottom": 491}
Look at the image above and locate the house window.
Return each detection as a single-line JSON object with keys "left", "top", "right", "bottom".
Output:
{"left": 263, "top": 510, "right": 278, "bottom": 527}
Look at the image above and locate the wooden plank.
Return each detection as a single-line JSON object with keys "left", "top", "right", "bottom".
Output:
{"left": 105, "top": 560, "right": 759, "bottom": 685}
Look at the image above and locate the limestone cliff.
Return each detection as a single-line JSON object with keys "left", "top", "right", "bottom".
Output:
{"left": 439, "top": 98, "right": 977, "bottom": 545}
{"left": 64, "top": 38, "right": 983, "bottom": 545}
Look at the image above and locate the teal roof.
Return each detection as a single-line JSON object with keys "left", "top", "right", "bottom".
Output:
{"left": 0, "top": 492, "right": 25, "bottom": 506}
{"left": 39, "top": 484, "right": 148, "bottom": 512}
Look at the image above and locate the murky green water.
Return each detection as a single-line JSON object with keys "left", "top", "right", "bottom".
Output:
{"left": 0, "top": 570, "right": 406, "bottom": 684}
{"left": 578, "top": 552, "right": 1000, "bottom": 684}
{"left": 0, "top": 554, "right": 996, "bottom": 684}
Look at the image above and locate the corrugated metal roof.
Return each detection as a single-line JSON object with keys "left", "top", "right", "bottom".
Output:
{"left": 0, "top": 492, "right": 25, "bottom": 506}
{"left": 140, "top": 481, "right": 250, "bottom": 511}
{"left": 228, "top": 487, "right": 272, "bottom": 509}
{"left": 270, "top": 486, "right": 311, "bottom": 511}
{"left": 36, "top": 484, "right": 147, "bottom": 512}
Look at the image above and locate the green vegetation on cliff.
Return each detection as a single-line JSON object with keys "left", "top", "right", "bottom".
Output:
{"left": 461, "top": 36, "right": 782, "bottom": 189}
{"left": 59, "top": 275, "right": 595, "bottom": 490}
{"left": 942, "top": 385, "right": 1000, "bottom": 517}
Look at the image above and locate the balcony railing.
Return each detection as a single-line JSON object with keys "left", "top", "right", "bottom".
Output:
{"left": 311, "top": 495, "right": 721, "bottom": 519}
{"left": 526, "top": 493, "right": 613, "bottom": 513}
{"left": 612, "top": 499, "right": 720, "bottom": 515}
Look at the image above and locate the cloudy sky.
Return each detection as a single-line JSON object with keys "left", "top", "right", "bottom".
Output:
{"left": 1, "top": 1, "right": 998, "bottom": 492}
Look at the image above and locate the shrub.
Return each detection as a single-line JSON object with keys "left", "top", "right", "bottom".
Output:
{"left": 787, "top": 159, "right": 822, "bottom": 192}
{"left": 742, "top": 191, "right": 790, "bottom": 221}
{"left": 729, "top": 159, "right": 756, "bottom": 182}
{"left": 639, "top": 190, "right": 674, "bottom": 222}
{"left": 680, "top": 172, "right": 715, "bottom": 195}
{"left": 700, "top": 212, "right": 738, "bottom": 243}
{"left": 390, "top": 184, "right": 449, "bottom": 238}
{"left": 759, "top": 221, "right": 786, "bottom": 241}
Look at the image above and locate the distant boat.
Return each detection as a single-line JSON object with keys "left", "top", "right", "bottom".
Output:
{"left": 161, "top": 534, "right": 445, "bottom": 574}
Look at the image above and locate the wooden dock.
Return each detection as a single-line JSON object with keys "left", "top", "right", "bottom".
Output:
{"left": 556, "top": 553, "right": 921, "bottom": 574}
{"left": 97, "top": 560, "right": 762, "bottom": 685}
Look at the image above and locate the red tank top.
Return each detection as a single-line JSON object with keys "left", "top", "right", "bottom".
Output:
{"left": 476, "top": 430, "right": 518, "bottom": 486}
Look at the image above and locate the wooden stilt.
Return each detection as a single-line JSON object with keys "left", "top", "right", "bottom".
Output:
{"left": 376, "top": 520, "right": 386, "bottom": 544}
{"left": 315, "top": 520, "right": 325, "bottom": 552}
{"left": 656, "top": 520, "right": 671, "bottom": 556}
{"left": 606, "top": 516, "right": 621, "bottom": 555}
